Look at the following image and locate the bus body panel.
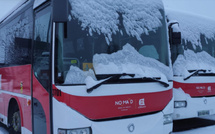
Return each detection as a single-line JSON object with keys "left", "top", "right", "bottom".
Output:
{"left": 32, "top": 75, "right": 51, "bottom": 134}
{"left": 53, "top": 98, "right": 173, "bottom": 134}
{"left": 174, "top": 76, "right": 215, "bottom": 97}
{"left": 173, "top": 76, "right": 215, "bottom": 120}
{"left": 53, "top": 85, "right": 173, "bottom": 120}
{"left": 0, "top": 65, "right": 32, "bottom": 132}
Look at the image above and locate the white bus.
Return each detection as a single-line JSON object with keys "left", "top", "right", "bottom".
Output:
{"left": 167, "top": 9, "right": 215, "bottom": 120}
{"left": 0, "top": 0, "right": 173, "bottom": 133}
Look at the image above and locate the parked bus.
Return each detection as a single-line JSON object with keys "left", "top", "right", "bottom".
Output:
{"left": 167, "top": 9, "right": 215, "bottom": 120}
{"left": 0, "top": 0, "right": 173, "bottom": 133}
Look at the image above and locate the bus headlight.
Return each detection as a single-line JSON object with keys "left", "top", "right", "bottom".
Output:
{"left": 163, "top": 114, "right": 173, "bottom": 125}
{"left": 58, "top": 127, "right": 91, "bottom": 134}
{"left": 174, "top": 101, "right": 187, "bottom": 108}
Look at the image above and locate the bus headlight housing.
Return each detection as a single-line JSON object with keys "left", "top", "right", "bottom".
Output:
{"left": 174, "top": 101, "right": 187, "bottom": 108}
{"left": 163, "top": 114, "right": 173, "bottom": 125}
{"left": 58, "top": 127, "right": 91, "bottom": 134}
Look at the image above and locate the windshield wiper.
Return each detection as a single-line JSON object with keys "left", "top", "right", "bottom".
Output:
{"left": 184, "top": 69, "right": 207, "bottom": 81}
{"left": 140, "top": 77, "right": 169, "bottom": 88}
{"left": 87, "top": 74, "right": 169, "bottom": 93}
{"left": 87, "top": 73, "right": 135, "bottom": 93}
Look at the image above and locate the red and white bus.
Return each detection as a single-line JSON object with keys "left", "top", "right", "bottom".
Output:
{"left": 167, "top": 9, "right": 215, "bottom": 120}
{"left": 0, "top": 0, "right": 173, "bottom": 134}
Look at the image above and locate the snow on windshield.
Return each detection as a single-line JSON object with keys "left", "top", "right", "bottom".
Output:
{"left": 166, "top": 9, "right": 215, "bottom": 49}
{"left": 69, "top": 0, "right": 163, "bottom": 44}
{"left": 93, "top": 44, "right": 172, "bottom": 79}
{"left": 65, "top": 44, "right": 172, "bottom": 84}
{"left": 166, "top": 9, "right": 215, "bottom": 76}
{"left": 173, "top": 50, "right": 215, "bottom": 77}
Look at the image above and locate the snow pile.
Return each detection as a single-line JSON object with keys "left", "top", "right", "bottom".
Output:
{"left": 166, "top": 9, "right": 215, "bottom": 49}
{"left": 69, "top": 0, "right": 163, "bottom": 44}
{"left": 65, "top": 44, "right": 172, "bottom": 84}
{"left": 173, "top": 50, "right": 215, "bottom": 76}
{"left": 64, "top": 66, "right": 95, "bottom": 84}
{"left": 93, "top": 44, "right": 172, "bottom": 80}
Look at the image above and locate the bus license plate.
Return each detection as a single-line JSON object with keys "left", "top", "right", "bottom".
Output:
{"left": 198, "top": 110, "right": 210, "bottom": 116}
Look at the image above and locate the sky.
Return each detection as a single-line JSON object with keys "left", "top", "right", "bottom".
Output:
{"left": 0, "top": 0, "right": 25, "bottom": 21}
{"left": 163, "top": 0, "right": 215, "bottom": 20}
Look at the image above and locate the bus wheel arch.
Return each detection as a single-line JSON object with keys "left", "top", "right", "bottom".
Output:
{"left": 7, "top": 98, "right": 22, "bottom": 134}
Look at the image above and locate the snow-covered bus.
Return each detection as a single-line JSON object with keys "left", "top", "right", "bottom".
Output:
{"left": 167, "top": 9, "right": 215, "bottom": 120}
{"left": 0, "top": 0, "right": 173, "bottom": 133}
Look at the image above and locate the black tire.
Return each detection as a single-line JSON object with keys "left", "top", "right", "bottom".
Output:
{"left": 8, "top": 104, "right": 21, "bottom": 134}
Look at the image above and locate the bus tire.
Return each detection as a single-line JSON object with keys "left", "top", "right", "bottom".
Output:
{"left": 8, "top": 103, "right": 21, "bottom": 134}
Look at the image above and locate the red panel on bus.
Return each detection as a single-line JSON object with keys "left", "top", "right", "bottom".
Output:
{"left": 0, "top": 65, "right": 31, "bottom": 95}
{"left": 174, "top": 81, "right": 215, "bottom": 97}
{"left": 54, "top": 86, "right": 172, "bottom": 120}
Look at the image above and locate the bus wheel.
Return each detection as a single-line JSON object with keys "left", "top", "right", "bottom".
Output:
{"left": 9, "top": 105, "right": 21, "bottom": 134}
{"left": 12, "top": 111, "right": 21, "bottom": 133}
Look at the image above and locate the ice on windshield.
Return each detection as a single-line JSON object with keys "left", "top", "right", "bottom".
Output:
{"left": 69, "top": 0, "right": 163, "bottom": 44}
{"left": 173, "top": 50, "right": 215, "bottom": 77}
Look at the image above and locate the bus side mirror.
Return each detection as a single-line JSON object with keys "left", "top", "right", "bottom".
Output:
{"left": 52, "top": 0, "right": 68, "bottom": 22}
{"left": 168, "top": 22, "right": 181, "bottom": 45}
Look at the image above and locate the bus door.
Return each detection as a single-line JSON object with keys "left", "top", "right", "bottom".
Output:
{"left": 32, "top": 4, "right": 52, "bottom": 134}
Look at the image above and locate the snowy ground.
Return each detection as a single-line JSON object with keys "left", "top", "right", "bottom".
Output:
{"left": 0, "top": 125, "right": 215, "bottom": 134}
{"left": 0, "top": 115, "right": 215, "bottom": 134}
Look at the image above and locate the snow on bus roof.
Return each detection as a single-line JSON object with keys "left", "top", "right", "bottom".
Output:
{"left": 166, "top": 9, "right": 215, "bottom": 49}
{"left": 69, "top": 0, "right": 164, "bottom": 44}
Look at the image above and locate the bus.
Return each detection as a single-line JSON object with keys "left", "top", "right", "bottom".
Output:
{"left": 0, "top": 0, "right": 173, "bottom": 133}
{"left": 167, "top": 9, "right": 215, "bottom": 120}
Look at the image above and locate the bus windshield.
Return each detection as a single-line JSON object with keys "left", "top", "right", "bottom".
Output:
{"left": 55, "top": 0, "right": 170, "bottom": 84}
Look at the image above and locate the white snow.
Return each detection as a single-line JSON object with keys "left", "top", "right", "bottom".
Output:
{"left": 93, "top": 44, "right": 172, "bottom": 80}
{"left": 64, "top": 66, "right": 95, "bottom": 84}
{"left": 65, "top": 44, "right": 172, "bottom": 85}
{"left": 166, "top": 9, "right": 215, "bottom": 48}
{"left": 165, "top": 8, "right": 215, "bottom": 77}
{"left": 173, "top": 50, "right": 215, "bottom": 77}
{"left": 69, "top": 0, "right": 164, "bottom": 44}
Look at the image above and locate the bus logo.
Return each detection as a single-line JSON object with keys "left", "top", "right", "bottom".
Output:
{"left": 139, "top": 98, "right": 145, "bottom": 106}
{"left": 208, "top": 86, "right": 212, "bottom": 92}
